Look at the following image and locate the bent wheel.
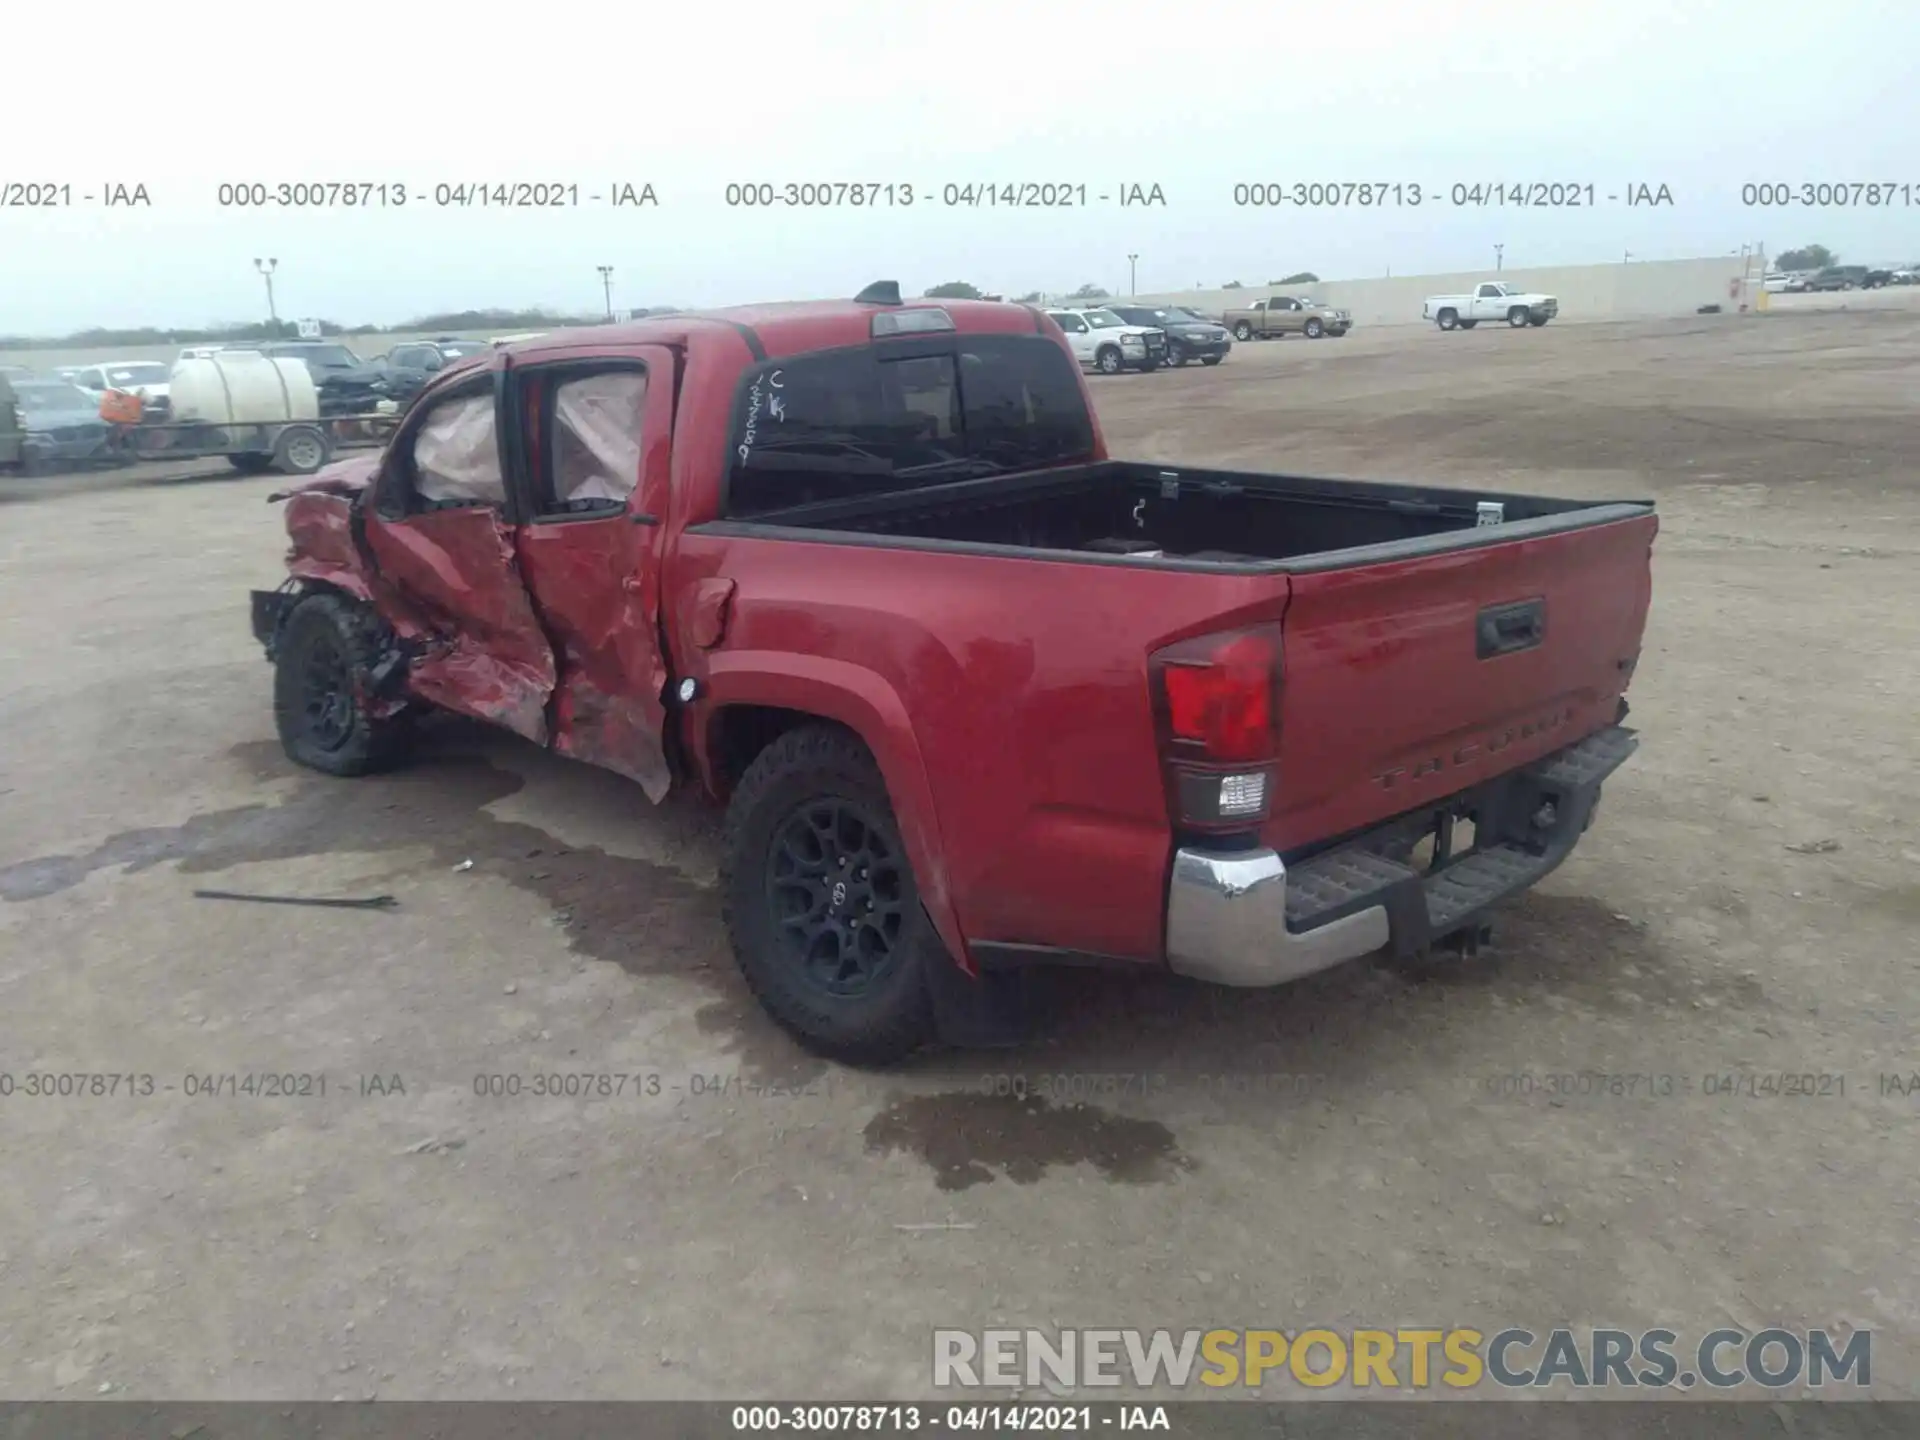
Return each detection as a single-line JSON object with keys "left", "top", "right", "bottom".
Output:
{"left": 272, "top": 592, "right": 414, "bottom": 777}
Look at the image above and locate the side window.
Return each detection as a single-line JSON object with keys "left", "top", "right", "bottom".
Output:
{"left": 1277, "top": 298, "right": 1298, "bottom": 312}
{"left": 409, "top": 389, "right": 505, "bottom": 508}
{"left": 1058, "top": 314, "right": 1087, "bottom": 333}
{"left": 539, "top": 368, "right": 647, "bottom": 513}
{"left": 1477, "top": 284, "right": 1499, "bottom": 298}
{"left": 390, "top": 346, "right": 420, "bottom": 369}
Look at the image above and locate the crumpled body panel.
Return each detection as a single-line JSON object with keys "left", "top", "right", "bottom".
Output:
{"left": 360, "top": 508, "right": 558, "bottom": 745}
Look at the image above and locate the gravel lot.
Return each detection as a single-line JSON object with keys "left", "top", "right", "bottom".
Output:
{"left": 2, "top": 306, "right": 1916, "bottom": 1402}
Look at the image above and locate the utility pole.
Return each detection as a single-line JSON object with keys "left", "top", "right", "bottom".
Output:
{"left": 253, "top": 257, "right": 279, "bottom": 330}
{"left": 597, "top": 265, "right": 615, "bottom": 321}
{"left": 1494, "top": 244, "right": 1504, "bottom": 272}
{"left": 1127, "top": 253, "right": 1138, "bottom": 295}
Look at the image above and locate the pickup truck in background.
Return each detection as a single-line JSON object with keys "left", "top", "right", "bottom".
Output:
{"left": 1222, "top": 295, "right": 1353, "bottom": 341}
{"left": 1424, "top": 282, "right": 1560, "bottom": 330}
{"left": 1043, "top": 307, "right": 1167, "bottom": 373}
{"left": 249, "top": 281, "right": 1656, "bottom": 1064}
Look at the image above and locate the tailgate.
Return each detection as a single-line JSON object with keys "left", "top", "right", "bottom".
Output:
{"left": 1265, "top": 509, "right": 1656, "bottom": 851}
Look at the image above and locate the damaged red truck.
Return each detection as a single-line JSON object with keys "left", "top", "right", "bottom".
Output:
{"left": 250, "top": 281, "right": 1656, "bottom": 1064}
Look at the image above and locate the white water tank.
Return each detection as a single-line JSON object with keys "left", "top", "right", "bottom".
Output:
{"left": 169, "top": 352, "right": 319, "bottom": 425}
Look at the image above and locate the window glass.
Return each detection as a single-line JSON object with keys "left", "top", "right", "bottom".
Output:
{"left": 550, "top": 369, "right": 647, "bottom": 505}
{"left": 725, "top": 336, "right": 1094, "bottom": 517}
{"left": 411, "top": 391, "right": 504, "bottom": 506}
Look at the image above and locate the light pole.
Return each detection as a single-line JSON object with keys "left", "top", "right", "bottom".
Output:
{"left": 1494, "top": 244, "right": 1504, "bottom": 272}
{"left": 253, "top": 257, "right": 279, "bottom": 330}
{"left": 1127, "top": 253, "right": 1138, "bottom": 295}
{"left": 597, "top": 265, "right": 615, "bottom": 321}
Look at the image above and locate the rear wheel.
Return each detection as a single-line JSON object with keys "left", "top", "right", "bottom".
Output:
{"left": 1232, "top": 321, "right": 1253, "bottom": 341}
{"left": 272, "top": 592, "right": 414, "bottom": 777}
{"left": 1436, "top": 309, "right": 1459, "bottom": 331}
{"left": 1164, "top": 345, "right": 1186, "bottom": 367}
{"left": 721, "top": 726, "right": 937, "bottom": 1065}
{"left": 228, "top": 452, "right": 275, "bottom": 474}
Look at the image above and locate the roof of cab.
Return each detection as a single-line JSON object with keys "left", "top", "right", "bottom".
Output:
{"left": 497, "top": 294, "right": 1053, "bottom": 364}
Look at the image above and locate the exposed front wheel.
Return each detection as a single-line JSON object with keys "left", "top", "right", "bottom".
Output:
{"left": 1095, "top": 346, "right": 1124, "bottom": 375}
{"left": 272, "top": 592, "right": 415, "bottom": 777}
{"left": 1201, "top": 354, "right": 1223, "bottom": 365}
{"left": 1508, "top": 307, "right": 1530, "bottom": 328}
{"left": 1304, "top": 318, "right": 1324, "bottom": 338}
{"left": 1164, "top": 346, "right": 1186, "bottom": 367}
{"left": 721, "top": 726, "right": 937, "bottom": 1066}
{"left": 1528, "top": 315, "right": 1549, "bottom": 327}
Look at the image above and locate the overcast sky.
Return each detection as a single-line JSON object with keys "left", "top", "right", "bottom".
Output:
{"left": 4, "top": 0, "right": 1916, "bottom": 333}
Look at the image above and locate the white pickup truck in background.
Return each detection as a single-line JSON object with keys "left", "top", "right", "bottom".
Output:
{"left": 1423, "top": 282, "right": 1560, "bottom": 331}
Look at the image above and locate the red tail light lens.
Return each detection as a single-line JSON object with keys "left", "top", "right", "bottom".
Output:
{"left": 1156, "top": 630, "right": 1278, "bottom": 762}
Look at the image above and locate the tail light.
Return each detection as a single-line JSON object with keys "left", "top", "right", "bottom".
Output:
{"left": 1149, "top": 625, "right": 1282, "bottom": 833}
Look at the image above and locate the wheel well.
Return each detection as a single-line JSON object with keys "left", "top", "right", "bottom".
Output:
{"left": 708, "top": 705, "right": 860, "bottom": 797}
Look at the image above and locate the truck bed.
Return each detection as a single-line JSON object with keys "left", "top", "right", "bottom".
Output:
{"left": 704, "top": 460, "right": 1650, "bottom": 571}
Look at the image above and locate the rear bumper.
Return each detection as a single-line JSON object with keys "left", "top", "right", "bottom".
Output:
{"left": 1165, "top": 724, "right": 1637, "bottom": 987}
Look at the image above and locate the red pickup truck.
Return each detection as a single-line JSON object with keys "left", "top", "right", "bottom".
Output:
{"left": 250, "top": 281, "right": 1656, "bottom": 1064}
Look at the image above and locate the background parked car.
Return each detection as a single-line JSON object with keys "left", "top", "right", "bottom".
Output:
{"left": 1222, "top": 295, "right": 1352, "bottom": 340}
{"left": 378, "top": 337, "right": 492, "bottom": 403}
{"left": 1043, "top": 308, "right": 1167, "bottom": 373}
{"left": 1804, "top": 266, "right": 1871, "bottom": 292}
{"left": 257, "top": 341, "right": 394, "bottom": 416}
{"left": 6, "top": 375, "right": 117, "bottom": 470}
{"left": 61, "top": 360, "right": 174, "bottom": 420}
{"left": 1104, "top": 305, "right": 1232, "bottom": 366}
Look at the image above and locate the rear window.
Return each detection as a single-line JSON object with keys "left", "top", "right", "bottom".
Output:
{"left": 724, "top": 334, "right": 1094, "bottom": 518}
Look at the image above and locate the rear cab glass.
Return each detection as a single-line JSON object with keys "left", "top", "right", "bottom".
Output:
{"left": 723, "top": 334, "right": 1096, "bottom": 517}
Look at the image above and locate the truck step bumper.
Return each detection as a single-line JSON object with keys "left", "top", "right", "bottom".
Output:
{"left": 1165, "top": 725, "right": 1638, "bottom": 987}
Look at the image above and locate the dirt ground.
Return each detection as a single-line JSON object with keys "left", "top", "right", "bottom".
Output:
{"left": 1, "top": 304, "right": 1916, "bottom": 1404}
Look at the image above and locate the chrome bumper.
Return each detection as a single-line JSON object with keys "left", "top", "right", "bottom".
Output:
{"left": 1165, "top": 848, "right": 1389, "bottom": 987}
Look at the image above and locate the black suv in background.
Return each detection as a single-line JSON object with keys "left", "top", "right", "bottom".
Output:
{"left": 380, "top": 337, "right": 491, "bottom": 402}
{"left": 1104, "top": 305, "right": 1234, "bottom": 367}
{"left": 259, "top": 341, "right": 393, "bottom": 416}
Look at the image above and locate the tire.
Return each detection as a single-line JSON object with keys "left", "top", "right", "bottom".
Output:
{"left": 272, "top": 424, "right": 331, "bottom": 476}
{"left": 1304, "top": 318, "right": 1324, "bottom": 338}
{"left": 272, "top": 591, "right": 414, "bottom": 777}
{"left": 228, "top": 452, "right": 275, "bottom": 474}
{"left": 1508, "top": 307, "right": 1530, "bottom": 328}
{"left": 1232, "top": 321, "right": 1253, "bottom": 341}
{"left": 1436, "top": 309, "right": 1459, "bottom": 331}
{"left": 1459, "top": 320, "right": 1479, "bottom": 330}
{"left": 720, "top": 725, "right": 937, "bottom": 1066}
{"left": 1201, "top": 354, "right": 1223, "bottom": 365}
{"left": 1095, "top": 346, "right": 1123, "bottom": 375}
{"left": 1528, "top": 315, "right": 1549, "bottom": 327}
{"left": 1164, "top": 345, "right": 1186, "bottom": 367}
